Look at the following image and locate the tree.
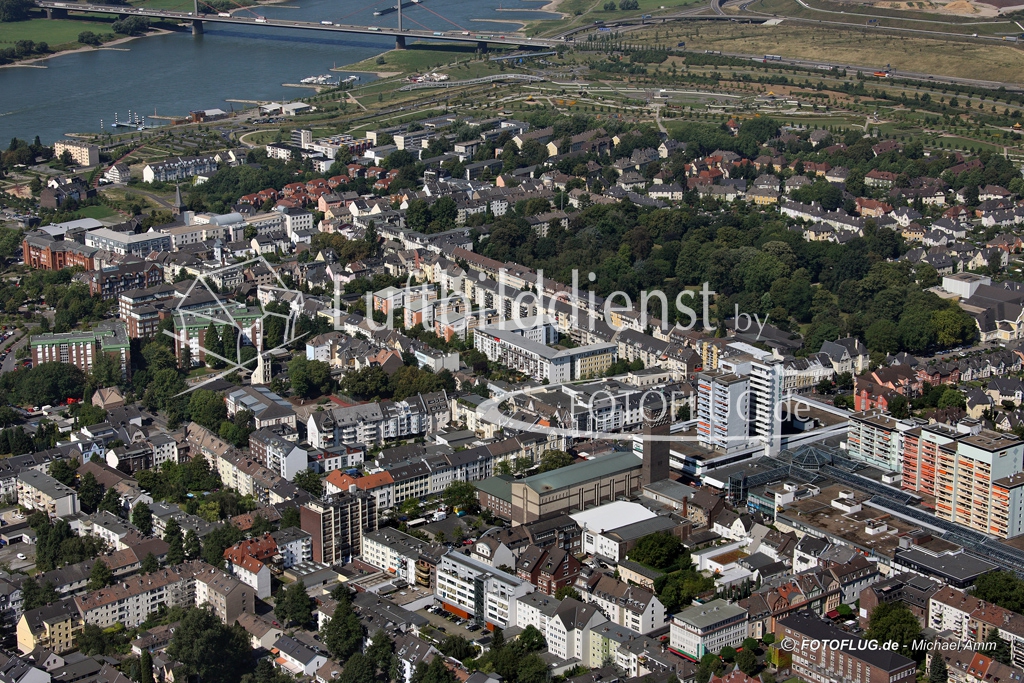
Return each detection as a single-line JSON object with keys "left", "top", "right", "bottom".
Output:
{"left": 628, "top": 532, "right": 683, "bottom": 570}
{"left": 735, "top": 648, "right": 757, "bottom": 675}
{"left": 867, "top": 603, "right": 921, "bottom": 658}
{"left": 141, "top": 552, "right": 160, "bottom": 573}
{"left": 929, "top": 651, "right": 948, "bottom": 683}
{"left": 139, "top": 649, "right": 155, "bottom": 683}
{"left": 720, "top": 646, "right": 736, "bottom": 662}
{"left": 518, "top": 624, "right": 546, "bottom": 652}
{"left": 986, "top": 629, "right": 1012, "bottom": 665}
{"left": 165, "top": 518, "right": 185, "bottom": 565}
{"left": 339, "top": 653, "right": 376, "bottom": 683}
{"left": 132, "top": 502, "right": 153, "bottom": 536}
{"left": 442, "top": 481, "right": 477, "bottom": 511}
{"left": 289, "top": 356, "right": 333, "bottom": 398}
{"left": 189, "top": 389, "right": 227, "bottom": 431}
{"left": 888, "top": 394, "right": 911, "bottom": 419}
{"left": 184, "top": 529, "right": 202, "bottom": 560}
{"left": 98, "top": 487, "right": 121, "bottom": 514}
{"left": 167, "top": 607, "right": 253, "bottom": 683}
{"left": 411, "top": 656, "right": 457, "bottom": 683}
{"left": 554, "top": 586, "right": 581, "bottom": 600}
{"left": 78, "top": 472, "right": 103, "bottom": 513}
{"left": 439, "top": 634, "right": 474, "bottom": 660}
{"left": 322, "top": 588, "right": 364, "bottom": 658}
{"left": 293, "top": 468, "right": 323, "bottom": 497}
{"left": 491, "top": 627, "right": 505, "bottom": 651}
{"left": 49, "top": 458, "right": 78, "bottom": 486}
{"left": 280, "top": 506, "right": 301, "bottom": 530}
{"left": 88, "top": 559, "right": 113, "bottom": 590}
{"left": 696, "top": 653, "right": 723, "bottom": 683}
{"left": 538, "top": 449, "right": 573, "bottom": 472}
{"left": 276, "top": 580, "right": 313, "bottom": 628}
{"left": 366, "top": 628, "right": 399, "bottom": 680}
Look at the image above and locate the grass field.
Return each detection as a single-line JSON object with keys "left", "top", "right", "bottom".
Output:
{"left": 753, "top": 0, "right": 1018, "bottom": 32}
{"left": 76, "top": 205, "right": 119, "bottom": 220}
{"left": 651, "top": 22, "right": 1024, "bottom": 82}
{"left": 0, "top": 17, "right": 117, "bottom": 49}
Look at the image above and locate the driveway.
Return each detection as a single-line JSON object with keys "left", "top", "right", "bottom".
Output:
{"left": 0, "top": 542, "right": 35, "bottom": 572}
{"left": 1, "top": 333, "right": 27, "bottom": 374}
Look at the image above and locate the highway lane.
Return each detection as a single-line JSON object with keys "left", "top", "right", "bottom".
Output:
{"left": 35, "top": 1, "right": 562, "bottom": 47}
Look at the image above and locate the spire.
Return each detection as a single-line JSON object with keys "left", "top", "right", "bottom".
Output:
{"left": 172, "top": 184, "right": 185, "bottom": 216}
{"left": 250, "top": 332, "right": 269, "bottom": 385}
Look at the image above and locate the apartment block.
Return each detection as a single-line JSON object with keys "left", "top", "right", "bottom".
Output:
{"left": 74, "top": 568, "right": 192, "bottom": 628}
{"left": 696, "top": 370, "right": 750, "bottom": 453}
{"left": 54, "top": 140, "right": 100, "bottom": 167}
{"left": 473, "top": 326, "right": 616, "bottom": 383}
{"left": 361, "top": 528, "right": 431, "bottom": 584}
{"left": 31, "top": 320, "right": 131, "bottom": 380}
{"left": 776, "top": 611, "right": 917, "bottom": 683}
{"left": 17, "top": 470, "right": 79, "bottom": 518}
{"left": 300, "top": 490, "right": 378, "bottom": 565}
{"left": 249, "top": 427, "right": 307, "bottom": 480}
{"left": 17, "top": 598, "right": 83, "bottom": 655}
{"left": 903, "top": 427, "right": 1024, "bottom": 537}
{"left": 84, "top": 228, "right": 172, "bottom": 257}
{"left": 435, "top": 550, "right": 534, "bottom": 629}
{"left": 670, "top": 599, "right": 747, "bottom": 659}
{"left": 846, "top": 410, "right": 915, "bottom": 472}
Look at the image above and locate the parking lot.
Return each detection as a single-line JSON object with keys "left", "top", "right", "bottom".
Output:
{"left": 0, "top": 542, "right": 35, "bottom": 572}
{"left": 416, "top": 606, "right": 484, "bottom": 642}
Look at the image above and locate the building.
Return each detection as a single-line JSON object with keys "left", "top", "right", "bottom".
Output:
{"left": 582, "top": 574, "right": 666, "bottom": 634}
{"left": 697, "top": 370, "right": 750, "bottom": 453}
{"left": 361, "top": 528, "right": 431, "bottom": 584}
{"left": 31, "top": 321, "right": 131, "bottom": 380}
{"left": 17, "top": 470, "right": 79, "bottom": 518}
{"left": 22, "top": 232, "right": 98, "bottom": 271}
{"left": 223, "top": 535, "right": 277, "bottom": 599}
{"left": 515, "top": 545, "right": 583, "bottom": 595}
{"left": 143, "top": 155, "right": 218, "bottom": 183}
{"left": 846, "top": 410, "right": 912, "bottom": 472}
{"left": 16, "top": 598, "right": 82, "bottom": 655}
{"left": 270, "top": 527, "right": 312, "bottom": 569}
{"left": 84, "top": 228, "right": 173, "bottom": 257}
{"left": 670, "top": 599, "right": 748, "bottom": 659}
{"left": 192, "top": 562, "right": 256, "bottom": 624}
{"left": 273, "top": 635, "right": 327, "bottom": 677}
{"left": 435, "top": 550, "right": 534, "bottom": 629}
{"left": 85, "top": 261, "right": 164, "bottom": 300}
{"left": 300, "top": 490, "right": 378, "bottom": 564}
{"left": 902, "top": 427, "right": 1024, "bottom": 538}
{"left": 173, "top": 305, "right": 264, "bottom": 367}
{"left": 510, "top": 452, "right": 644, "bottom": 525}
{"left": 474, "top": 326, "right": 616, "bottom": 383}
{"left": 776, "top": 611, "right": 917, "bottom": 683}
{"left": 249, "top": 428, "right": 307, "bottom": 480}
{"left": 73, "top": 567, "right": 192, "bottom": 628}
{"left": 54, "top": 140, "right": 100, "bottom": 167}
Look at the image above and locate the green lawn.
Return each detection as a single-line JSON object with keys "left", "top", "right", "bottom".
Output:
{"left": 0, "top": 17, "right": 117, "bottom": 48}
{"left": 77, "top": 205, "right": 119, "bottom": 220}
{"left": 343, "top": 44, "right": 496, "bottom": 74}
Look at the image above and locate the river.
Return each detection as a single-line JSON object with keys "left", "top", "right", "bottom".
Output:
{"left": 0, "top": 0, "right": 559, "bottom": 143}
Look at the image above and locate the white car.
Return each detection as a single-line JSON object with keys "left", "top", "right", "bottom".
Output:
{"left": 16, "top": 553, "right": 25, "bottom": 560}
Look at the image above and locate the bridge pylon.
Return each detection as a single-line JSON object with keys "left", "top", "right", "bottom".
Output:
{"left": 395, "top": 35, "right": 406, "bottom": 49}
{"left": 192, "top": 18, "right": 203, "bottom": 33}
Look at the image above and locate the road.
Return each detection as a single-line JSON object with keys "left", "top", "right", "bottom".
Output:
{"left": 35, "top": 1, "right": 561, "bottom": 48}
{"left": 1, "top": 333, "right": 27, "bottom": 374}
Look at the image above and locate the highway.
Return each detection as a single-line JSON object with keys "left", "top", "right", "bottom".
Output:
{"left": 35, "top": 1, "right": 563, "bottom": 48}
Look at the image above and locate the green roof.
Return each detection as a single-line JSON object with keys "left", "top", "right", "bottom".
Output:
{"left": 519, "top": 451, "right": 641, "bottom": 494}
{"left": 474, "top": 474, "right": 514, "bottom": 502}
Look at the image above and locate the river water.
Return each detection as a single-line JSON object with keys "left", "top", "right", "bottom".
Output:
{"left": 0, "top": 0, "right": 558, "bottom": 143}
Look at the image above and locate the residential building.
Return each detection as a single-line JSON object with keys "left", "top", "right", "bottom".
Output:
{"left": 670, "top": 599, "right": 747, "bottom": 659}
{"left": 270, "top": 527, "right": 313, "bottom": 569}
{"left": 582, "top": 574, "right": 666, "bottom": 634}
{"left": 17, "top": 470, "right": 79, "bottom": 518}
{"left": 31, "top": 320, "right": 131, "bottom": 380}
{"left": 300, "top": 490, "right": 378, "bottom": 564}
{"left": 54, "top": 140, "right": 100, "bottom": 167}
{"left": 16, "top": 598, "right": 83, "bottom": 655}
{"left": 249, "top": 428, "right": 307, "bottom": 480}
{"left": 435, "top": 550, "right": 534, "bottom": 628}
{"left": 361, "top": 528, "right": 431, "bottom": 584}
{"left": 84, "top": 228, "right": 172, "bottom": 257}
{"left": 776, "top": 611, "right": 917, "bottom": 683}
{"left": 696, "top": 370, "right": 750, "bottom": 453}
{"left": 143, "top": 155, "right": 218, "bottom": 183}
{"left": 474, "top": 326, "right": 616, "bottom": 383}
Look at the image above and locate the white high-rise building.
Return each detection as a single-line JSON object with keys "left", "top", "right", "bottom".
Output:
{"left": 696, "top": 370, "right": 750, "bottom": 453}
{"left": 751, "top": 358, "right": 786, "bottom": 456}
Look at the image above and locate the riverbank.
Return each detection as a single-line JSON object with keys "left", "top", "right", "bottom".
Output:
{"left": 0, "top": 28, "right": 173, "bottom": 70}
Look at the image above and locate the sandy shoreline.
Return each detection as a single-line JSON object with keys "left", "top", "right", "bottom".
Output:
{"left": 0, "top": 30, "right": 173, "bottom": 70}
